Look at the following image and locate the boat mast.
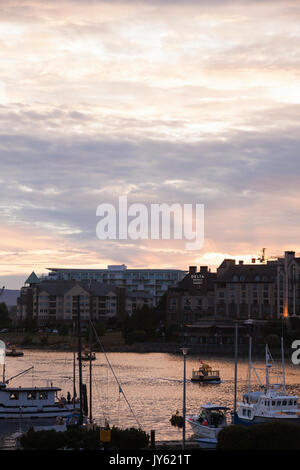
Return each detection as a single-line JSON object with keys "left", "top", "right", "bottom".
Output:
{"left": 73, "top": 330, "right": 76, "bottom": 412}
{"left": 265, "top": 344, "right": 270, "bottom": 391}
{"left": 0, "top": 340, "right": 5, "bottom": 383}
{"left": 248, "top": 336, "right": 252, "bottom": 392}
{"left": 281, "top": 336, "right": 286, "bottom": 393}
{"left": 233, "top": 323, "right": 238, "bottom": 416}
{"left": 89, "top": 282, "right": 93, "bottom": 424}
{"left": 77, "top": 295, "right": 83, "bottom": 424}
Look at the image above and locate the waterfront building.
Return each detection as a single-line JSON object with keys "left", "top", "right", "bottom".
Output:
{"left": 45, "top": 265, "right": 186, "bottom": 307}
{"left": 17, "top": 276, "right": 125, "bottom": 325}
{"left": 166, "top": 266, "right": 216, "bottom": 331}
{"left": 17, "top": 275, "right": 156, "bottom": 326}
{"left": 214, "top": 259, "right": 278, "bottom": 320}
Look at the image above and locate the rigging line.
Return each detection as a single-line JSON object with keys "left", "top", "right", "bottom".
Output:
{"left": 89, "top": 319, "right": 142, "bottom": 429}
{"left": 92, "top": 372, "right": 108, "bottom": 425}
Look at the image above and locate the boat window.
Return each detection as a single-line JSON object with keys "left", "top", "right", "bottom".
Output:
{"left": 39, "top": 392, "right": 48, "bottom": 400}
{"left": 243, "top": 408, "right": 246, "bottom": 416}
{"left": 289, "top": 400, "right": 293, "bottom": 406}
{"left": 27, "top": 391, "right": 37, "bottom": 400}
{"left": 247, "top": 410, "right": 251, "bottom": 417}
{"left": 272, "top": 401, "right": 275, "bottom": 406}
{"left": 276, "top": 401, "right": 281, "bottom": 407}
{"left": 9, "top": 392, "right": 19, "bottom": 400}
{"left": 282, "top": 400, "right": 287, "bottom": 406}
{"left": 295, "top": 401, "right": 298, "bottom": 406}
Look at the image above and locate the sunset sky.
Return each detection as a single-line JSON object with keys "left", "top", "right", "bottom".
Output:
{"left": 1, "top": 0, "right": 300, "bottom": 288}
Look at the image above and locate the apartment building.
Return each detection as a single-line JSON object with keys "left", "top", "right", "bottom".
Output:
{"left": 17, "top": 275, "right": 126, "bottom": 325}
{"left": 45, "top": 265, "right": 186, "bottom": 306}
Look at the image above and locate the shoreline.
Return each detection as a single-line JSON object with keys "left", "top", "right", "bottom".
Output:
{"left": 18, "top": 342, "right": 294, "bottom": 358}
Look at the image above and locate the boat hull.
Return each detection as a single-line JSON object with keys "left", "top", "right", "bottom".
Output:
{"left": 233, "top": 412, "right": 300, "bottom": 426}
{"left": 6, "top": 352, "right": 24, "bottom": 357}
{"left": 191, "top": 377, "right": 220, "bottom": 383}
{"left": 0, "top": 405, "right": 79, "bottom": 420}
{"left": 196, "top": 438, "right": 217, "bottom": 449}
{"left": 186, "top": 416, "right": 223, "bottom": 439}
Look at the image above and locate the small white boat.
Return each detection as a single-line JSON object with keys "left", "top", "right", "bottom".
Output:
{"left": 186, "top": 403, "right": 229, "bottom": 439}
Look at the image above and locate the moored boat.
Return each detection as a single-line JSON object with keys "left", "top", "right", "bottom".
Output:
{"left": 0, "top": 382, "right": 78, "bottom": 420}
{"left": 234, "top": 337, "right": 300, "bottom": 426}
{"left": 0, "top": 339, "right": 80, "bottom": 420}
{"left": 186, "top": 403, "right": 229, "bottom": 439}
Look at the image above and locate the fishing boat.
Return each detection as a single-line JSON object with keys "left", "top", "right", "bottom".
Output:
{"left": 186, "top": 403, "right": 229, "bottom": 439}
{"left": 0, "top": 382, "right": 79, "bottom": 420}
{"left": 233, "top": 337, "right": 300, "bottom": 426}
{"left": 0, "top": 335, "right": 80, "bottom": 421}
{"left": 191, "top": 361, "right": 221, "bottom": 383}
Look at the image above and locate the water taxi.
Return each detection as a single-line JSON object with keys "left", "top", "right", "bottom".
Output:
{"left": 6, "top": 344, "right": 24, "bottom": 357}
{"left": 191, "top": 362, "right": 221, "bottom": 383}
{"left": 77, "top": 349, "right": 96, "bottom": 361}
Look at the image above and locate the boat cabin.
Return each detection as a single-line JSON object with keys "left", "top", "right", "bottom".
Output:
{"left": 0, "top": 383, "right": 61, "bottom": 409}
{"left": 239, "top": 392, "right": 299, "bottom": 420}
{"left": 192, "top": 363, "right": 220, "bottom": 381}
{"left": 198, "top": 405, "right": 228, "bottom": 427}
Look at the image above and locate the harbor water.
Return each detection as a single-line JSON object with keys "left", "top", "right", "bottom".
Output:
{"left": 1, "top": 350, "right": 300, "bottom": 443}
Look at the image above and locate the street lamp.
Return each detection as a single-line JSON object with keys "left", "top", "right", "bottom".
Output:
{"left": 180, "top": 347, "right": 189, "bottom": 450}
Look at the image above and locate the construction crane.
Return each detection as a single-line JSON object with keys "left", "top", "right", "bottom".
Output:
{"left": 251, "top": 248, "right": 279, "bottom": 264}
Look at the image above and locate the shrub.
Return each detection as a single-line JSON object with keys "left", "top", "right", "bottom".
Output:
{"left": 108, "top": 426, "right": 150, "bottom": 450}
{"left": 19, "top": 429, "right": 66, "bottom": 450}
{"left": 250, "top": 422, "right": 300, "bottom": 450}
{"left": 19, "top": 428, "right": 102, "bottom": 450}
{"left": 126, "top": 330, "right": 147, "bottom": 344}
{"left": 21, "top": 335, "right": 33, "bottom": 346}
{"left": 217, "top": 422, "right": 300, "bottom": 450}
{"left": 217, "top": 425, "right": 253, "bottom": 450}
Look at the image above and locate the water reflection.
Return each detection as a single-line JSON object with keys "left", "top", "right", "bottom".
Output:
{"left": 1, "top": 351, "right": 300, "bottom": 442}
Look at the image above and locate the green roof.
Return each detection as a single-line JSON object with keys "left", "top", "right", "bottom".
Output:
{"left": 25, "top": 272, "right": 41, "bottom": 285}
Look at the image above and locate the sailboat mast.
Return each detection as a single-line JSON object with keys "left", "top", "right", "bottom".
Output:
{"left": 233, "top": 323, "right": 238, "bottom": 416}
{"left": 281, "top": 336, "right": 286, "bottom": 393}
{"left": 248, "top": 336, "right": 252, "bottom": 392}
{"left": 265, "top": 344, "right": 270, "bottom": 391}
{"left": 77, "top": 295, "right": 83, "bottom": 424}
{"left": 73, "top": 341, "right": 76, "bottom": 412}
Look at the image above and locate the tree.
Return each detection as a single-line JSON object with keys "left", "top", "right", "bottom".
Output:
{"left": 0, "top": 302, "right": 11, "bottom": 329}
{"left": 121, "top": 305, "right": 159, "bottom": 341}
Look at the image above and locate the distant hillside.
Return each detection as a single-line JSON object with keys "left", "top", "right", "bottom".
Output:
{"left": 0, "top": 289, "right": 19, "bottom": 307}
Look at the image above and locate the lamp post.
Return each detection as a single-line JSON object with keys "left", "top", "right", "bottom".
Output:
{"left": 180, "top": 347, "right": 189, "bottom": 450}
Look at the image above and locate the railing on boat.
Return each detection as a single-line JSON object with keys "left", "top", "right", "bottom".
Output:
{"left": 192, "top": 369, "right": 220, "bottom": 379}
